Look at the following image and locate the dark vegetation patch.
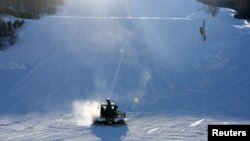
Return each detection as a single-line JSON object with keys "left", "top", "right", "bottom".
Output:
{"left": 197, "top": 0, "right": 250, "bottom": 21}
{"left": 0, "top": 0, "right": 64, "bottom": 49}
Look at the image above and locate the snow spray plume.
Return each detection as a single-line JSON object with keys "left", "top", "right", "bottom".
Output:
{"left": 73, "top": 100, "right": 100, "bottom": 126}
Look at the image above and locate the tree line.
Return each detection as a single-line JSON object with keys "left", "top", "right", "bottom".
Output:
{"left": 0, "top": 19, "right": 25, "bottom": 48}
{"left": 197, "top": 0, "right": 250, "bottom": 20}
{"left": 0, "top": 0, "right": 64, "bottom": 49}
{"left": 0, "top": 19, "right": 24, "bottom": 37}
{"left": 0, "top": 0, "right": 65, "bottom": 19}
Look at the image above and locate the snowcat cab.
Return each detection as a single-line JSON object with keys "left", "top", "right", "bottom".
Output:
{"left": 93, "top": 98, "right": 126, "bottom": 125}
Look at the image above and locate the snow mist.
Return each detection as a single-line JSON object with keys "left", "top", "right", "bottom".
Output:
{"left": 72, "top": 100, "right": 100, "bottom": 126}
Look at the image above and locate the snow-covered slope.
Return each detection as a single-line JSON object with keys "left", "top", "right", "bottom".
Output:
{"left": 1, "top": 112, "right": 249, "bottom": 141}
{"left": 0, "top": 0, "right": 250, "bottom": 140}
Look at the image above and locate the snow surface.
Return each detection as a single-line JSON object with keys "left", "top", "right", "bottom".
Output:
{"left": 0, "top": 0, "right": 250, "bottom": 140}
{"left": 0, "top": 112, "right": 249, "bottom": 141}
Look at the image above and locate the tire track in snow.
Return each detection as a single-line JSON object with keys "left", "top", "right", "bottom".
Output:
{"left": 1, "top": 113, "right": 250, "bottom": 140}
{"left": 190, "top": 119, "right": 205, "bottom": 127}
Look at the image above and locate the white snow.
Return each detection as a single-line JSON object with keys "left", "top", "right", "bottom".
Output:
{"left": 0, "top": 61, "right": 26, "bottom": 70}
{"left": 72, "top": 100, "right": 100, "bottom": 126}
{"left": 0, "top": 113, "right": 249, "bottom": 141}
{"left": 0, "top": 15, "right": 19, "bottom": 22}
{"left": 0, "top": 0, "right": 250, "bottom": 140}
{"left": 190, "top": 119, "right": 205, "bottom": 127}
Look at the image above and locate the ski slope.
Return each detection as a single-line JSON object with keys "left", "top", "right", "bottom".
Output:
{"left": 0, "top": 0, "right": 250, "bottom": 140}
{"left": 1, "top": 112, "right": 249, "bottom": 141}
